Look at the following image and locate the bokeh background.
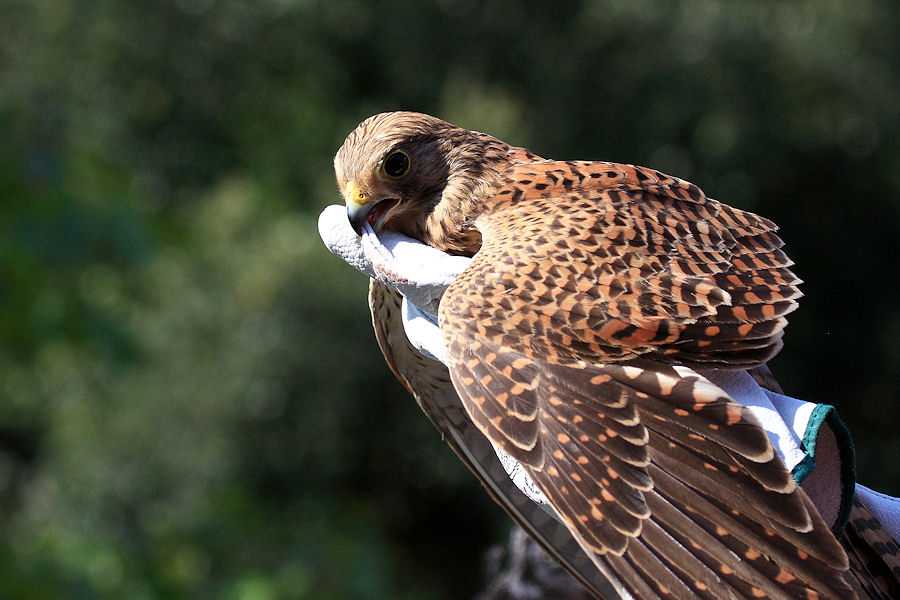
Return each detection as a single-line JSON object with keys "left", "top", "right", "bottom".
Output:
{"left": 1, "top": 1, "right": 899, "bottom": 598}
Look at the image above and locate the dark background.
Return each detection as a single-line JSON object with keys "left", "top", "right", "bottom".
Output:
{"left": 1, "top": 1, "right": 898, "bottom": 598}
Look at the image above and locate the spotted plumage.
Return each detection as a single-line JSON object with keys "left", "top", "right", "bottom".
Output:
{"left": 336, "top": 111, "right": 858, "bottom": 599}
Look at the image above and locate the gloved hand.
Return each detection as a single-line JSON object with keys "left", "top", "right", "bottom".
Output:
{"left": 318, "top": 204, "right": 898, "bottom": 541}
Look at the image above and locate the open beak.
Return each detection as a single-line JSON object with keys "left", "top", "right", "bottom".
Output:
{"left": 344, "top": 181, "right": 399, "bottom": 235}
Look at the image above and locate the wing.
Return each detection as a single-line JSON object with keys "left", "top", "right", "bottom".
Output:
{"left": 454, "top": 160, "right": 801, "bottom": 368}
{"left": 438, "top": 161, "right": 855, "bottom": 599}
{"left": 367, "top": 280, "right": 623, "bottom": 599}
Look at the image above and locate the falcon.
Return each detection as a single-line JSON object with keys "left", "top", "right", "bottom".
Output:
{"left": 333, "top": 111, "right": 861, "bottom": 599}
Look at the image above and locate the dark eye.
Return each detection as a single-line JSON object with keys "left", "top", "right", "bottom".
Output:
{"left": 383, "top": 151, "right": 410, "bottom": 178}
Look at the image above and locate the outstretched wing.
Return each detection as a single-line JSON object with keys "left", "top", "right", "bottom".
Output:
{"left": 438, "top": 161, "right": 854, "bottom": 599}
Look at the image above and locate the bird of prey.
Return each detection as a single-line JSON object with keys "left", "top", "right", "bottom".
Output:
{"left": 333, "top": 111, "right": 864, "bottom": 599}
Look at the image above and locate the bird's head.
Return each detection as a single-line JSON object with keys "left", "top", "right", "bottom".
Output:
{"left": 334, "top": 111, "right": 459, "bottom": 236}
{"left": 334, "top": 112, "right": 509, "bottom": 252}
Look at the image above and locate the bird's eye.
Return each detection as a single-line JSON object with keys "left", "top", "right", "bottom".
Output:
{"left": 382, "top": 151, "right": 410, "bottom": 178}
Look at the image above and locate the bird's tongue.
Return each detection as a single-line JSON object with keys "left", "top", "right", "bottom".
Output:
{"left": 368, "top": 198, "right": 400, "bottom": 228}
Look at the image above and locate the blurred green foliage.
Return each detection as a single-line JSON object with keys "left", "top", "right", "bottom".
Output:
{"left": 0, "top": 0, "right": 898, "bottom": 598}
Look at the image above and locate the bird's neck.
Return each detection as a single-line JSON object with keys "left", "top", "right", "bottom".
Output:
{"left": 420, "top": 134, "right": 516, "bottom": 256}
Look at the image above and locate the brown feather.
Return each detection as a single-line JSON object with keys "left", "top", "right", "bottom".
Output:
{"left": 368, "top": 281, "right": 624, "bottom": 599}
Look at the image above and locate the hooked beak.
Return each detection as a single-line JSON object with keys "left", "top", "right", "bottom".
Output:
{"left": 344, "top": 181, "right": 399, "bottom": 236}
{"left": 346, "top": 199, "right": 373, "bottom": 236}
